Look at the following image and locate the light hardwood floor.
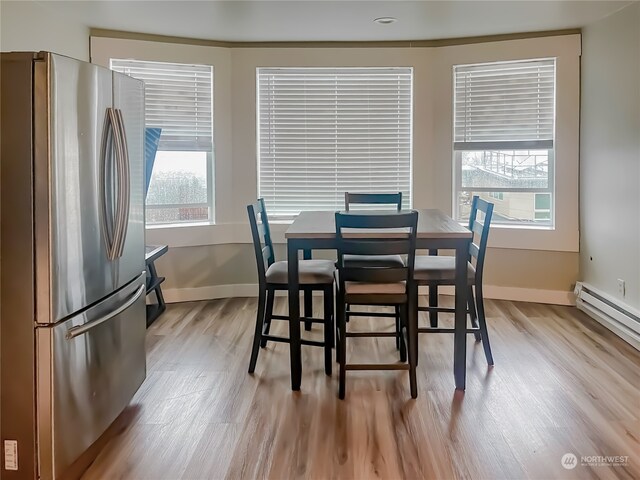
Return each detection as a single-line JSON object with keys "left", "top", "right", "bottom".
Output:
{"left": 82, "top": 296, "right": 640, "bottom": 480}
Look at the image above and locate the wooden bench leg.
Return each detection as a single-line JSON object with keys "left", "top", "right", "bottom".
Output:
{"left": 146, "top": 261, "right": 167, "bottom": 327}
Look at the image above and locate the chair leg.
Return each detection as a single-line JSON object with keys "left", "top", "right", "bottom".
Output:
{"left": 395, "top": 305, "right": 400, "bottom": 350}
{"left": 429, "top": 284, "right": 438, "bottom": 327}
{"left": 475, "top": 284, "right": 494, "bottom": 365}
{"left": 260, "top": 289, "right": 275, "bottom": 348}
{"left": 468, "top": 286, "right": 481, "bottom": 342}
{"left": 323, "top": 286, "right": 333, "bottom": 376}
{"left": 402, "top": 302, "right": 418, "bottom": 398}
{"left": 248, "top": 287, "right": 267, "bottom": 373}
{"left": 304, "top": 287, "right": 313, "bottom": 331}
{"left": 399, "top": 305, "right": 407, "bottom": 363}
{"left": 337, "top": 293, "right": 347, "bottom": 399}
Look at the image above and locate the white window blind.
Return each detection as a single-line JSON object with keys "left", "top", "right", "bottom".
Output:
{"left": 454, "top": 58, "right": 555, "bottom": 150}
{"left": 257, "top": 67, "right": 412, "bottom": 216}
{"left": 111, "top": 59, "right": 213, "bottom": 152}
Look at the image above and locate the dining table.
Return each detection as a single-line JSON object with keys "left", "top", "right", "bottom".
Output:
{"left": 285, "top": 208, "right": 474, "bottom": 392}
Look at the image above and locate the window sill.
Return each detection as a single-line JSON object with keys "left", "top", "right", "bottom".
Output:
{"left": 145, "top": 218, "right": 577, "bottom": 252}
{"left": 146, "top": 220, "right": 214, "bottom": 230}
{"left": 145, "top": 222, "right": 247, "bottom": 248}
{"left": 144, "top": 221, "right": 291, "bottom": 248}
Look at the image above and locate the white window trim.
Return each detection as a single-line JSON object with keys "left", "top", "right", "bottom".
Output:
{"left": 432, "top": 35, "right": 580, "bottom": 252}
{"left": 91, "top": 36, "right": 233, "bottom": 233}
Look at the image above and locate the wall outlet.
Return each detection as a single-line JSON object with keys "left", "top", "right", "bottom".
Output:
{"left": 4, "top": 440, "right": 18, "bottom": 471}
{"left": 617, "top": 279, "right": 626, "bottom": 297}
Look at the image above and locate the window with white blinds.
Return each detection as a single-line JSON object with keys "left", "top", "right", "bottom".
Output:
{"left": 257, "top": 67, "right": 412, "bottom": 216}
{"left": 454, "top": 58, "right": 555, "bottom": 150}
{"left": 110, "top": 58, "right": 214, "bottom": 225}
{"left": 453, "top": 58, "right": 556, "bottom": 226}
{"left": 110, "top": 59, "right": 213, "bottom": 152}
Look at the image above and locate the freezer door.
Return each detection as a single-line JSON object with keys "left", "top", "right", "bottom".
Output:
{"left": 36, "top": 54, "right": 145, "bottom": 324}
{"left": 36, "top": 273, "right": 146, "bottom": 480}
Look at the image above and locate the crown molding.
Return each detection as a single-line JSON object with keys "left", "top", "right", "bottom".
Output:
{"left": 89, "top": 28, "right": 581, "bottom": 49}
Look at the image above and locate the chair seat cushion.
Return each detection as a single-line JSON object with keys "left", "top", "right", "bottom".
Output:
{"left": 343, "top": 254, "right": 405, "bottom": 268}
{"left": 413, "top": 255, "right": 476, "bottom": 283}
{"left": 266, "top": 259, "right": 335, "bottom": 285}
{"left": 344, "top": 281, "right": 406, "bottom": 295}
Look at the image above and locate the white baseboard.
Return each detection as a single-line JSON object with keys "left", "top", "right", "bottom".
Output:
{"left": 163, "top": 284, "right": 258, "bottom": 303}
{"left": 427, "top": 285, "right": 575, "bottom": 305}
{"left": 163, "top": 283, "right": 575, "bottom": 306}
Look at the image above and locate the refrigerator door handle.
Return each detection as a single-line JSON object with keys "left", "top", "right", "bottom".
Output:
{"left": 99, "top": 108, "right": 118, "bottom": 260}
{"left": 114, "top": 109, "right": 131, "bottom": 259}
{"left": 65, "top": 282, "right": 146, "bottom": 339}
{"left": 110, "top": 108, "right": 127, "bottom": 260}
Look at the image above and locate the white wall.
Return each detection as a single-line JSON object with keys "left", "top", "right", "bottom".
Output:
{"left": 580, "top": 2, "right": 640, "bottom": 311}
{"left": 0, "top": 1, "right": 89, "bottom": 61}
{"left": 91, "top": 34, "right": 582, "bottom": 305}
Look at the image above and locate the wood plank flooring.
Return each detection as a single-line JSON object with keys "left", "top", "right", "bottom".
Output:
{"left": 81, "top": 296, "right": 640, "bottom": 480}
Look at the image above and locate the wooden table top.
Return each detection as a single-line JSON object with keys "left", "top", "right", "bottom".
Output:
{"left": 285, "top": 209, "right": 472, "bottom": 239}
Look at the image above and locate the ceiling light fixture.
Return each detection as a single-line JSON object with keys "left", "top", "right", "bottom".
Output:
{"left": 374, "top": 17, "right": 397, "bottom": 25}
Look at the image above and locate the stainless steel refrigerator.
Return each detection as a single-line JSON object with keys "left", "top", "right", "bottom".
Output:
{"left": 1, "top": 52, "right": 146, "bottom": 479}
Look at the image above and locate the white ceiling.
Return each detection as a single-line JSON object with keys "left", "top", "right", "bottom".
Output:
{"left": 37, "top": 0, "right": 634, "bottom": 42}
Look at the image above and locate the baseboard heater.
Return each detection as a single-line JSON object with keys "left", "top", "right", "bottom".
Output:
{"left": 574, "top": 282, "right": 640, "bottom": 351}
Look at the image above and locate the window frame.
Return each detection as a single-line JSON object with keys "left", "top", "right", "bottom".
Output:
{"left": 452, "top": 58, "right": 557, "bottom": 228}
{"left": 256, "top": 66, "right": 413, "bottom": 218}
{"left": 110, "top": 58, "right": 215, "bottom": 226}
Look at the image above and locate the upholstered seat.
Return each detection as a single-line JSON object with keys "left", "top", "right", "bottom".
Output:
{"left": 344, "top": 281, "right": 406, "bottom": 295}
{"left": 265, "top": 259, "right": 336, "bottom": 285}
{"left": 414, "top": 256, "right": 476, "bottom": 283}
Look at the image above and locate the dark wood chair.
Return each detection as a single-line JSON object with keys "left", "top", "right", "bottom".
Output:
{"left": 343, "top": 192, "right": 404, "bottom": 349}
{"left": 414, "top": 195, "right": 494, "bottom": 365}
{"left": 247, "top": 199, "right": 335, "bottom": 375}
{"left": 334, "top": 210, "right": 419, "bottom": 399}
{"left": 344, "top": 192, "right": 403, "bottom": 212}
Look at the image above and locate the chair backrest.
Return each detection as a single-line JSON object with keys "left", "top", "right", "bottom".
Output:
{"left": 467, "top": 196, "right": 494, "bottom": 280}
{"left": 335, "top": 210, "right": 418, "bottom": 289}
{"left": 344, "top": 192, "right": 402, "bottom": 211}
{"left": 247, "top": 198, "right": 275, "bottom": 285}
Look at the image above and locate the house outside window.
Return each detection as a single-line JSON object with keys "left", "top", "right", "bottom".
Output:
{"left": 257, "top": 67, "right": 412, "bottom": 216}
{"left": 453, "top": 58, "right": 556, "bottom": 226}
{"left": 110, "top": 59, "right": 214, "bottom": 225}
